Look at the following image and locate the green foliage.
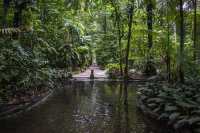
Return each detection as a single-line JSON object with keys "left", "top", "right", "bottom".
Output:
{"left": 0, "top": 0, "right": 93, "bottom": 103}
{"left": 95, "top": 33, "right": 119, "bottom": 67}
{"left": 138, "top": 83, "right": 200, "bottom": 130}
{"left": 106, "top": 63, "right": 123, "bottom": 78}
{"left": 0, "top": 2, "right": 200, "bottom": 129}
{"left": 0, "top": 39, "right": 54, "bottom": 101}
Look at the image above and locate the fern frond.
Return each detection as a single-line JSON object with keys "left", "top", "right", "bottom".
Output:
{"left": 0, "top": 28, "right": 21, "bottom": 35}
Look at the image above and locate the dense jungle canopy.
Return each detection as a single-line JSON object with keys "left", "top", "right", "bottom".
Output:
{"left": 0, "top": 0, "right": 200, "bottom": 93}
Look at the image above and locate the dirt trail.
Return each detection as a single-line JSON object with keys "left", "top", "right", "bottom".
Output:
{"left": 73, "top": 66, "right": 107, "bottom": 79}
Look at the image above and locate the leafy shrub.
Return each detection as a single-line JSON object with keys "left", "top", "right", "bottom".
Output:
{"left": 143, "top": 60, "right": 157, "bottom": 76}
{"left": 185, "top": 61, "right": 200, "bottom": 81}
{"left": 106, "top": 63, "right": 122, "bottom": 79}
{"left": 0, "top": 39, "right": 54, "bottom": 102}
{"left": 138, "top": 83, "right": 200, "bottom": 131}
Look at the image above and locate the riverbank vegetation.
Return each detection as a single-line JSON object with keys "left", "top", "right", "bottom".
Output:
{"left": 138, "top": 83, "right": 200, "bottom": 132}
{"left": 0, "top": 0, "right": 93, "bottom": 107}
{"left": 0, "top": 0, "right": 200, "bottom": 132}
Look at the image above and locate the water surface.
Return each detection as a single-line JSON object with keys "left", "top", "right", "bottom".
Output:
{"left": 0, "top": 81, "right": 169, "bottom": 133}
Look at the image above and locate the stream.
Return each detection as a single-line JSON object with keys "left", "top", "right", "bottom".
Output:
{"left": 0, "top": 81, "right": 171, "bottom": 133}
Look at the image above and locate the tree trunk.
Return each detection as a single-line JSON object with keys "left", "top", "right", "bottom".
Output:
{"left": 118, "top": 28, "right": 123, "bottom": 76}
{"left": 144, "top": 0, "right": 157, "bottom": 76}
{"left": 103, "top": 15, "right": 107, "bottom": 34}
{"left": 165, "top": 4, "right": 171, "bottom": 82}
{"left": 112, "top": 1, "right": 124, "bottom": 77}
{"left": 124, "top": 4, "right": 134, "bottom": 81}
{"left": 147, "top": 0, "right": 153, "bottom": 49}
{"left": 193, "top": 0, "right": 197, "bottom": 62}
{"left": 116, "top": 10, "right": 123, "bottom": 77}
{"left": 166, "top": 20, "right": 171, "bottom": 82}
{"left": 13, "top": 7, "right": 22, "bottom": 27}
{"left": 179, "top": 0, "right": 185, "bottom": 83}
{"left": 2, "top": 0, "right": 10, "bottom": 27}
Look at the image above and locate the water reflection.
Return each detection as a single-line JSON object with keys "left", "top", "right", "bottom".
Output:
{"left": 124, "top": 83, "right": 129, "bottom": 133}
{"left": 113, "top": 82, "right": 130, "bottom": 133}
{"left": 0, "top": 81, "right": 167, "bottom": 133}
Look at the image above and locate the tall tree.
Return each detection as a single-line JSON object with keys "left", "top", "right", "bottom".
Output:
{"left": 146, "top": 0, "right": 153, "bottom": 49}
{"left": 2, "top": 0, "right": 10, "bottom": 27}
{"left": 179, "top": 0, "right": 185, "bottom": 83}
{"left": 192, "top": 0, "right": 197, "bottom": 62}
{"left": 111, "top": 0, "right": 124, "bottom": 76}
{"left": 124, "top": 1, "right": 134, "bottom": 80}
{"left": 157, "top": 0, "right": 175, "bottom": 82}
{"left": 144, "top": 0, "right": 157, "bottom": 76}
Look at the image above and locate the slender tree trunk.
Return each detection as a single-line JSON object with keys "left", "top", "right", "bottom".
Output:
{"left": 193, "top": 0, "right": 197, "bottom": 62}
{"left": 147, "top": 0, "right": 153, "bottom": 50}
{"left": 144, "top": 0, "right": 157, "bottom": 76}
{"left": 118, "top": 28, "right": 123, "bottom": 76}
{"left": 103, "top": 15, "right": 107, "bottom": 34}
{"left": 165, "top": 4, "right": 171, "bottom": 82}
{"left": 179, "top": 0, "right": 185, "bottom": 83}
{"left": 112, "top": 1, "right": 124, "bottom": 77}
{"left": 166, "top": 20, "right": 171, "bottom": 82}
{"left": 116, "top": 12, "right": 123, "bottom": 77}
{"left": 13, "top": 7, "right": 22, "bottom": 27}
{"left": 124, "top": 4, "right": 134, "bottom": 81}
{"left": 2, "top": 0, "right": 10, "bottom": 27}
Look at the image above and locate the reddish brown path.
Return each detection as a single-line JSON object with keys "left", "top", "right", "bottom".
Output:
{"left": 73, "top": 66, "right": 107, "bottom": 79}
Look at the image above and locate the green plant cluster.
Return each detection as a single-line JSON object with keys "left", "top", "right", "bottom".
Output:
{"left": 138, "top": 83, "right": 200, "bottom": 132}
{"left": 0, "top": 39, "right": 54, "bottom": 102}
{"left": 0, "top": 0, "right": 93, "bottom": 103}
{"left": 93, "top": 0, "right": 200, "bottom": 82}
{"left": 106, "top": 63, "right": 123, "bottom": 78}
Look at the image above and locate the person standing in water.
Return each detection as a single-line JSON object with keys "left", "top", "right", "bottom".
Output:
{"left": 90, "top": 69, "right": 94, "bottom": 79}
